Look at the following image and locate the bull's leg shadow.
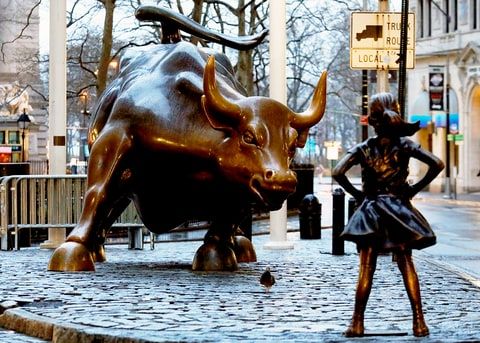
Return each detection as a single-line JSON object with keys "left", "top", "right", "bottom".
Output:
{"left": 192, "top": 221, "right": 256, "bottom": 271}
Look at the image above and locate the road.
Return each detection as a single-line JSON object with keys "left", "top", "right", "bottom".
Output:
{"left": 414, "top": 200, "right": 480, "bottom": 286}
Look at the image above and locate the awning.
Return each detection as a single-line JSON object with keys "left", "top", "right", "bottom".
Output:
{"left": 408, "top": 89, "right": 459, "bottom": 131}
{"left": 409, "top": 90, "right": 431, "bottom": 128}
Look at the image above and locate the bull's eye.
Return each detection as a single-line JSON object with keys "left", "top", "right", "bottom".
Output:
{"left": 242, "top": 130, "right": 257, "bottom": 146}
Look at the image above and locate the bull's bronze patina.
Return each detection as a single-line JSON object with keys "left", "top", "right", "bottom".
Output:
{"left": 333, "top": 93, "right": 444, "bottom": 337}
{"left": 48, "top": 6, "right": 327, "bottom": 272}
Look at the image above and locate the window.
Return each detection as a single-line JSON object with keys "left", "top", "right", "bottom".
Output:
{"left": 0, "top": 131, "right": 5, "bottom": 144}
{"left": 419, "top": 0, "right": 424, "bottom": 37}
{"left": 427, "top": 0, "right": 432, "bottom": 36}
{"left": 8, "top": 131, "right": 20, "bottom": 145}
{"left": 473, "top": 0, "right": 479, "bottom": 29}
{"left": 443, "top": 0, "right": 450, "bottom": 33}
{"left": 451, "top": 0, "right": 458, "bottom": 31}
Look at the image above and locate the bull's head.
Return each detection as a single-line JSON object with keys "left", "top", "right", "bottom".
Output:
{"left": 201, "top": 56, "right": 327, "bottom": 210}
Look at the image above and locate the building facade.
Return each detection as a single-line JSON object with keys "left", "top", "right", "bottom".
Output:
{"left": 408, "top": 0, "right": 480, "bottom": 193}
{"left": 0, "top": 0, "right": 48, "bottom": 168}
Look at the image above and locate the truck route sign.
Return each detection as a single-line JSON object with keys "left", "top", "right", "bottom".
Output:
{"left": 350, "top": 12, "right": 415, "bottom": 70}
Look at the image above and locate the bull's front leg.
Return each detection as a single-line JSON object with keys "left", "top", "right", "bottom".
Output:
{"left": 192, "top": 214, "right": 256, "bottom": 271}
{"left": 48, "top": 128, "right": 133, "bottom": 272}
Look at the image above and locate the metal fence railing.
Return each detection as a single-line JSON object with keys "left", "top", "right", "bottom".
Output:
{"left": 0, "top": 175, "right": 144, "bottom": 250}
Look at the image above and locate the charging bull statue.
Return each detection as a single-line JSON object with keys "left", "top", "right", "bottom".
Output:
{"left": 48, "top": 6, "right": 327, "bottom": 272}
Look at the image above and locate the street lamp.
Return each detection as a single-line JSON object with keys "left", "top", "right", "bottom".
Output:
{"left": 17, "top": 109, "right": 31, "bottom": 162}
{"left": 79, "top": 91, "right": 90, "bottom": 166}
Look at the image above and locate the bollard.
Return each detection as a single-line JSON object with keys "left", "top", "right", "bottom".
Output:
{"left": 128, "top": 227, "right": 144, "bottom": 250}
{"left": 298, "top": 194, "right": 321, "bottom": 239}
{"left": 332, "top": 188, "right": 345, "bottom": 255}
{"left": 347, "top": 197, "right": 357, "bottom": 220}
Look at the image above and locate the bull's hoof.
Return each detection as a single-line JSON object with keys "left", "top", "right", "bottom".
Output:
{"left": 192, "top": 242, "right": 238, "bottom": 271}
{"left": 48, "top": 242, "right": 95, "bottom": 272}
{"left": 233, "top": 236, "right": 257, "bottom": 263}
{"left": 92, "top": 244, "right": 106, "bottom": 263}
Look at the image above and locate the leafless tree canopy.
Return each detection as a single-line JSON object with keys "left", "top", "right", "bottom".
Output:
{"left": 4, "top": 0, "right": 367, "bottom": 167}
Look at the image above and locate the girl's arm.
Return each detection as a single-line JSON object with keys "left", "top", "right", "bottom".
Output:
{"left": 409, "top": 148, "right": 445, "bottom": 197}
{"left": 332, "top": 151, "right": 364, "bottom": 201}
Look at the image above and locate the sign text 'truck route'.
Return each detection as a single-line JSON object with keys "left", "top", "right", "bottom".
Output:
{"left": 350, "top": 12, "right": 415, "bottom": 70}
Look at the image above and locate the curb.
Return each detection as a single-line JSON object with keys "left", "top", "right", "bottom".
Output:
{"left": 0, "top": 308, "right": 148, "bottom": 343}
{"left": 415, "top": 252, "right": 480, "bottom": 289}
{"left": 413, "top": 196, "right": 480, "bottom": 207}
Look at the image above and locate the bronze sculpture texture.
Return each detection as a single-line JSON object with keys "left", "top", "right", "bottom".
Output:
{"left": 48, "top": 6, "right": 327, "bottom": 272}
{"left": 332, "top": 92, "right": 444, "bottom": 337}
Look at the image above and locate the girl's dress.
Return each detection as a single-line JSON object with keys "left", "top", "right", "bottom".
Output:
{"left": 341, "top": 136, "right": 436, "bottom": 251}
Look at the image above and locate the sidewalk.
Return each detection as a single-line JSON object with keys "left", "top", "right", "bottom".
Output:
{"left": 1, "top": 216, "right": 480, "bottom": 342}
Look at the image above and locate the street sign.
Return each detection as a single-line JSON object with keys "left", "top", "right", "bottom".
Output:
{"left": 429, "top": 65, "right": 445, "bottom": 111}
{"left": 447, "top": 134, "right": 464, "bottom": 142}
{"left": 325, "top": 141, "right": 341, "bottom": 160}
{"left": 360, "top": 115, "right": 369, "bottom": 125}
{"left": 350, "top": 12, "right": 415, "bottom": 70}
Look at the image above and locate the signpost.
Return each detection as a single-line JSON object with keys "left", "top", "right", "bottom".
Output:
{"left": 325, "top": 141, "right": 341, "bottom": 191}
{"left": 350, "top": 12, "right": 415, "bottom": 70}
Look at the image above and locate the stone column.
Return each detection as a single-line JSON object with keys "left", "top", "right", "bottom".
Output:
{"left": 265, "top": 0, "right": 294, "bottom": 250}
{"left": 40, "top": 0, "right": 67, "bottom": 249}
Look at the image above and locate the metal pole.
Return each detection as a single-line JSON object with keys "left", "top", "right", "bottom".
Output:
{"left": 21, "top": 129, "right": 25, "bottom": 162}
{"left": 377, "top": 0, "right": 390, "bottom": 93}
{"left": 443, "top": 5, "right": 451, "bottom": 198}
{"left": 362, "top": 70, "right": 369, "bottom": 140}
{"left": 265, "top": 0, "right": 293, "bottom": 250}
{"left": 397, "top": 0, "right": 409, "bottom": 118}
{"left": 361, "top": 0, "right": 369, "bottom": 141}
{"left": 445, "top": 58, "right": 451, "bottom": 198}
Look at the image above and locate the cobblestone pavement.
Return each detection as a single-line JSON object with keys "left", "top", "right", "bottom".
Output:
{"left": 1, "top": 221, "right": 480, "bottom": 342}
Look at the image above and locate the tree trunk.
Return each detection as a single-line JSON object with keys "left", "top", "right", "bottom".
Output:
{"left": 190, "top": 0, "right": 204, "bottom": 46}
{"left": 235, "top": 0, "right": 254, "bottom": 95}
{"left": 96, "top": 0, "right": 115, "bottom": 97}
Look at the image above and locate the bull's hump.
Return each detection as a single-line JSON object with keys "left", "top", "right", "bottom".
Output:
{"left": 119, "top": 42, "right": 204, "bottom": 78}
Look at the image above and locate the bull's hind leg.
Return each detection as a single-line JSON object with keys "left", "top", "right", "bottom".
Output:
{"left": 233, "top": 234, "right": 257, "bottom": 263}
{"left": 48, "top": 129, "right": 133, "bottom": 272}
{"left": 232, "top": 212, "right": 257, "bottom": 263}
{"left": 192, "top": 219, "right": 238, "bottom": 271}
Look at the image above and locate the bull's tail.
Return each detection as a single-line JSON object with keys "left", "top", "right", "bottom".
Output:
{"left": 135, "top": 5, "right": 268, "bottom": 51}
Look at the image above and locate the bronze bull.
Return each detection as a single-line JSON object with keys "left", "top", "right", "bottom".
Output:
{"left": 48, "top": 6, "right": 327, "bottom": 272}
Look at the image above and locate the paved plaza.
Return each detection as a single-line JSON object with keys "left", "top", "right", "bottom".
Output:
{"left": 1, "top": 211, "right": 480, "bottom": 342}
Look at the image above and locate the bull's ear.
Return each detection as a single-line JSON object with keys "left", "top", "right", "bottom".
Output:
{"left": 201, "top": 95, "right": 235, "bottom": 132}
{"left": 295, "top": 130, "right": 309, "bottom": 148}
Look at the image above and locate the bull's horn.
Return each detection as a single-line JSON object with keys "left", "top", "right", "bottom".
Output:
{"left": 203, "top": 56, "right": 241, "bottom": 121}
{"left": 290, "top": 71, "right": 327, "bottom": 130}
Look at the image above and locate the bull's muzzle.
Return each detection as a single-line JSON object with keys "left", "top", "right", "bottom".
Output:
{"left": 250, "top": 169, "right": 297, "bottom": 210}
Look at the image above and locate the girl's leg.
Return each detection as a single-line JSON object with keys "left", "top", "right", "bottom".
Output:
{"left": 345, "top": 246, "right": 378, "bottom": 337}
{"left": 396, "top": 251, "right": 429, "bottom": 337}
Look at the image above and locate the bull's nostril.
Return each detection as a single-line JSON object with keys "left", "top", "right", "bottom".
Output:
{"left": 265, "top": 170, "right": 274, "bottom": 180}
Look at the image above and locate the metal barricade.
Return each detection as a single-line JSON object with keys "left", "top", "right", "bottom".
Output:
{"left": 0, "top": 175, "right": 144, "bottom": 250}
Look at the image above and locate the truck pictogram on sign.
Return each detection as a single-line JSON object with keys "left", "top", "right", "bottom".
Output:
{"left": 356, "top": 25, "right": 383, "bottom": 41}
{"left": 350, "top": 12, "right": 415, "bottom": 70}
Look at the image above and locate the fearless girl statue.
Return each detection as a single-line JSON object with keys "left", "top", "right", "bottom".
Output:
{"left": 333, "top": 92, "right": 444, "bottom": 337}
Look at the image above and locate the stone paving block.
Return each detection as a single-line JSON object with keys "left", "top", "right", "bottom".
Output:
{"left": 0, "top": 229, "right": 479, "bottom": 342}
